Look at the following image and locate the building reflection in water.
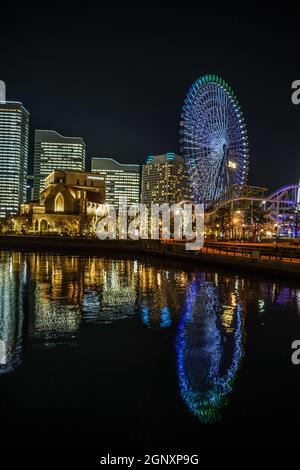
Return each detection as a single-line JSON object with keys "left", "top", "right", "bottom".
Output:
{"left": 0, "top": 252, "right": 25, "bottom": 374}
{"left": 176, "top": 274, "right": 245, "bottom": 423}
{"left": 139, "top": 267, "right": 188, "bottom": 329}
{"left": 83, "top": 259, "right": 138, "bottom": 324}
{"left": 23, "top": 255, "right": 190, "bottom": 343}
{"left": 25, "top": 256, "right": 189, "bottom": 339}
{"left": 27, "top": 255, "right": 83, "bottom": 347}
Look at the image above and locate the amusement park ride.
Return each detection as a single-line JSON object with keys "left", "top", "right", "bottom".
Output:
{"left": 180, "top": 74, "right": 300, "bottom": 238}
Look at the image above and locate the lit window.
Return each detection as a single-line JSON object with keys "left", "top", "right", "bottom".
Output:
{"left": 54, "top": 192, "right": 64, "bottom": 212}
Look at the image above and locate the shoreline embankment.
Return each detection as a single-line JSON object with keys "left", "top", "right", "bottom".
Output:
{"left": 0, "top": 235, "right": 299, "bottom": 279}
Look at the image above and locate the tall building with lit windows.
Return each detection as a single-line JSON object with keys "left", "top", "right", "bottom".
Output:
{"left": 91, "top": 157, "right": 140, "bottom": 207}
{"left": 33, "top": 130, "right": 86, "bottom": 199}
{"left": 141, "top": 152, "right": 191, "bottom": 207}
{"left": 0, "top": 101, "right": 29, "bottom": 217}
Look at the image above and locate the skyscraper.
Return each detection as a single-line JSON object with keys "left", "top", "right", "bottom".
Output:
{"left": 141, "top": 152, "right": 191, "bottom": 207}
{"left": 0, "top": 101, "right": 29, "bottom": 217}
{"left": 26, "top": 175, "right": 34, "bottom": 202}
{"left": 91, "top": 157, "right": 140, "bottom": 207}
{"left": 33, "top": 130, "right": 86, "bottom": 199}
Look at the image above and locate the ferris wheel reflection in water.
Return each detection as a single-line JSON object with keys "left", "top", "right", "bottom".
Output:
{"left": 175, "top": 275, "right": 245, "bottom": 423}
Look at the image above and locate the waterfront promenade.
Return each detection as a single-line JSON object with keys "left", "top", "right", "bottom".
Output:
{"left": 0, "top": 235, "right": 299, "bottom": 278}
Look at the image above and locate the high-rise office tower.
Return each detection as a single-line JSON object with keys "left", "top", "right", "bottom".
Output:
{"left": 91, "top": 157, "right": 140, "bottom": 207}
{"left": 141, "top": 152, "right": 191, "bottom": 207}
{"left": 0, "top": 101, "right": 29, "bottom": 217}
{"left": 26, "top": 175, "right": 34, "bottom": 202}
{"left": 33, "top": 130, "right": 86, "bottom": 199}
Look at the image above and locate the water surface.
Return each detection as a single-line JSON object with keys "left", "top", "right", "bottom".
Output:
{"left": 0, "top": 251, "right": 299, "bottom": 450}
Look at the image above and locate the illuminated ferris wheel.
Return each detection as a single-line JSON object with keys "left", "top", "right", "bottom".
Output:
{"left": 180, "top": 74, "right": 249, "bottom": 204}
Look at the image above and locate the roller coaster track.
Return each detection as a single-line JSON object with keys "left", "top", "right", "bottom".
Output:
{"left": 206, "top": 184, "right": 300, "bottom": 219}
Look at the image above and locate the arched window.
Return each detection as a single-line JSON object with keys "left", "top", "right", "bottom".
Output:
{"left": 54, "top": 193, "right": 64, "bottom": 212}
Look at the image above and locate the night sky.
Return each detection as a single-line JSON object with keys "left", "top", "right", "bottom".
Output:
{"left": 1, "top": 2, "right": 299, "bottom": 191}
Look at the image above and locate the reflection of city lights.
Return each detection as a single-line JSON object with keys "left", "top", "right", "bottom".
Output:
{"left": 0, "top": 253, "right": 25, "bottom": 374}
{"left": 0, "top": 341, "right": 6, "bottom": 365}
{"left": 230, "top": 293, "right": 237, "bottom": 307}
{"left": 160, "top": 307, "right": 172, "bottom": 328}
{"left": 258, "top": 299, "right": 265, "bottom": 313}
{"left": 139, "top": 265, "right": 188, "bottom": 329}
{"left": 102, "top": 287, "right": 136, "bottom": 307}
{"left": 176, "top": 278, "right": 244, "bottom": 423}
{"left": 296, "top": 291, "right": 300, "bottom": 315}
{"left": 221, "top": 306, "right": 235, "bottom": 333}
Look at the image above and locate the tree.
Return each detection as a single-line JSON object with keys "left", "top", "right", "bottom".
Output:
{"left": 210, "top": 206, "right": 231, "bottom": 239}
{"left": 79, "top": 214, "right": 95, "bottom": 236}
{"left": 245, "top": 205, "right": 266, "bottom": 241}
